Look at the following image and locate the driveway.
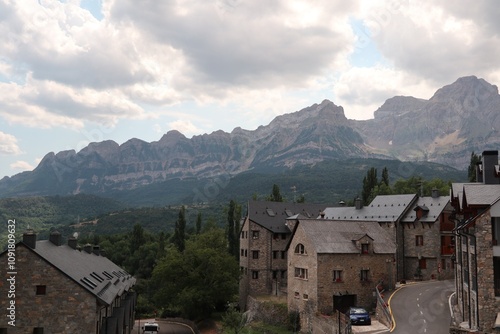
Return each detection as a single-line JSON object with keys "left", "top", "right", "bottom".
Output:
{"left": 351, "top": 319, "right": 390, "bottom": 334}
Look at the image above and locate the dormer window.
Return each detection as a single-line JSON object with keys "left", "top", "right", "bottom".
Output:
{"left": 294, "top": 243, "right": 306, "bottom": 255}
{"left": 361, "top": 243, "right": 369, "bottom": 254}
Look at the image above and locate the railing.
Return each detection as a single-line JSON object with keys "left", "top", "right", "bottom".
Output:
{"left": 376, "top": 281, "right": 392, "bottom": 329}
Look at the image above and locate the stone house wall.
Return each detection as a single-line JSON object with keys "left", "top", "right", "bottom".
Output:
{"left": 0, "top": 244, "right": 97, "bottom": 333}
{"left": 403, "top": 221, "right": 440, "bottom": 280}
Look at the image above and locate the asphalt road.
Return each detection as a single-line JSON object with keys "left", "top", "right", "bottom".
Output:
{"left": 133, "top": 319, "right": 196, "bottom": 334}
{"left": 389, "top": 280, "right": 454, "bottom": 334}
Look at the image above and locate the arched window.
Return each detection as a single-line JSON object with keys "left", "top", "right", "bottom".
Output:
{"left": 294, "top": 243, "right": 306, "bottom": 255}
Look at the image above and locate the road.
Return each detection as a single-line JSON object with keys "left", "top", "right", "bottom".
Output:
{"left": 389, "top": 280, "right": 454, "bottom": 334}
{"left": 133, "top": 319, "right": 196, "bottom": 334}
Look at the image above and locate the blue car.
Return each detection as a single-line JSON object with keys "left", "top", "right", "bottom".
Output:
{"left": 348, "top": 307, "right": 371, "bottom": 325}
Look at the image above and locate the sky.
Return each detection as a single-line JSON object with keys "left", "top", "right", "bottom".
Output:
{"left": 1, "top": 0, "right": 500, "bottom": 178}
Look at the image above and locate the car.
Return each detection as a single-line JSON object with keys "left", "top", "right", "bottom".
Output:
{"left": 348, "top": 307, "right": 371, "bottom": 325}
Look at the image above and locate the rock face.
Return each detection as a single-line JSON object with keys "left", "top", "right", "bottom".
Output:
{"left": 1, "top": 76, "right": 499, "bottom": 197}
{"left": 354, "top": 76, "right": 500, "bottom": 166}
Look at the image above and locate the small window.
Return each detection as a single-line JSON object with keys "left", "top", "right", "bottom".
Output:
{"left": 281, "top": 233, "right": 287, "bottom": 240}
{"left": 361, "top": 243, "right": 369, "bottom": 254}
{"left": 281, "top": 251, "right": 286, "bottom": 259}
{"left": 294, "top": 243, "right": 306, "bottom": 255}
{"left": 273, "top": 251, "right": 279, "bottom": 259}
{"left": 36, "top": 285, "right": 46, "bottom": 295}
{"left": 240, "top": 249, "right": 244, "bottom": 256}
{"left": 272, "top": 270, "right": 278, "bottom": 279}
{"left": 281, "top": 270, "right": 286, "bottom": 279}
{"left": 360, "top": 269, "right": 370, "bottom": 281}
{"left": 416, "top": 235, "right": 424, "bottom": 246}
{"left": 33, "top": 328, "right": 44, "bottom": 334}
{"left": 333, "top": 270, "right": 343, "bottom": 282}
{"left": 294, "top": 291, "right": 300, "bottom": 298}
{"left": 244, "top": 249, "right": 247, "bottom": 257}
{"left": 252, "top": 231, "right": 259, "bottom": 239}
{"left": 295, "top": 267, "right": 308, "bottom": 280}
{"left": 303, "top": 294, "right": 309, "bottom": 300}
{"left": 273, "top": 233, "right": 279, "bottom": 240}
{"left": 252, "top": 250, "right": 259, "bottom": 259}
{"left": 252, "top": 271, "right": 259, "bottom": 279}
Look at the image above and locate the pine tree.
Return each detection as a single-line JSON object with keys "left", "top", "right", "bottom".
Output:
{"left": 196, "top": 212, "right": 202, "bottom": 234}
{"left": 468, "top": 152, "right": 481, "bottom": 182}
{"left": 173, "top": 206, "right": 186, "bottom": 252}
{"left": 268, "top": 184, "right": 283, "bottom": 202}
{"left": 362, "top": 168, "right": 378, "bottom": 205}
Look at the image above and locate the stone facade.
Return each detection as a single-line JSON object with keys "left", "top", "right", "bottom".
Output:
{"left": 287, "top": 219, "right": 396, "bottom": 330}
{"left": 0, "top": 232, "right": 136, "bottom": 334}
{"left": 0, "top": 244, "right": 96, "bottom": 333}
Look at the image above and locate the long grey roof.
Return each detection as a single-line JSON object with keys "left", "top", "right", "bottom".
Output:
{"left": 296, "top": 219, "right": 396, "bottom": 254}
{"left": 463, "top": 184, "right": 500, "bottom": 206}
{"left": 22, "top": 240, "right": 135, "bottom": 306}
{"left": 401, "top": 196, "right": 450, "bottom": 223}
{"left": 321, "top": 194, "right": 417, "bottom": 222}
{"left": 247, "top": 200, "right": 329, "bottom": 233}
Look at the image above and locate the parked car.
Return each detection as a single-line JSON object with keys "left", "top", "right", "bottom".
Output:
{"left": 348, "top": 307, "right": 371, "bottom": 325}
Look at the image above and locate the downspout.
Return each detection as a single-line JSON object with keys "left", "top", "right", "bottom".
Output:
{"left": 463, "top": 229, "right": 479, "bottom": 330}
{"left": 401, "top": 220, "right": 405, "bottom": 280}
{"left": 458, "top": 230, "right": 472, "bottom": 329}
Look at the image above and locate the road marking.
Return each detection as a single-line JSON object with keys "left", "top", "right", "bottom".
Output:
{"left": 420, "top": 311, "right": 423, "bottom": 315}
{"left": 417, "top": 303, "right": 420, "bottom": 308}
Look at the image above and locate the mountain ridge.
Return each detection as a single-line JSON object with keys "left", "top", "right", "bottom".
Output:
{"left": 0, "top": 75, "right": 498, "bottom": 198}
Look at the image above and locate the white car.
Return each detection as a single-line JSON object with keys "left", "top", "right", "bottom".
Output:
{"left": 142, "top": 322, "right": 160, "bottom": 333}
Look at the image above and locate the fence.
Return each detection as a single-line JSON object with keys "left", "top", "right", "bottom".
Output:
{"left": 375, "top": 281, "right": 392, "bottom": 329}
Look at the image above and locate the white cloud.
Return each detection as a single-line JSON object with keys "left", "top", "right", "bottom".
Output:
{"left": 0, "top": 131, "right": 22, "bottom": 155}
{"left": 9, "top": 160, "right": 33, "bottom": 172}
{"left": 168, "top": 119, "right": 202, "bottom": 138}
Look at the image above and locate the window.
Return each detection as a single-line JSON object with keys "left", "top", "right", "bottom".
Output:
{"left": 273, "top": 251, "right": 279, "bottom": 259}
{"left": 240, "top": 249, "right": 244, "bottom": 256}
{"left": 252, "top": 271, "right": 259, "bottom": 279}
{"left": 294, "top": 243, "right": 306, "bottom": 255}
{"left": 416, "top": 235, "right": 424, "bottom": 246}
{"left": 333, "top": 270, "right": 343, "bottom": 282}
{"left": 252, "top": 231, "right": 259, "bottom": 239}
{"left": 281, "top": 251, "right": 286, "bottom": 259}
{"left": 419, "top": 258, "right": 427, "bottom": 269}
{"left": 281, "top": 270, "right": 287, "bottom": 279}
{"left": 272, "top": 270, "right": 278, "bottom": 279}
{"left": 36, "top": 285, "right": 46, "bottom": 295}
{"left": 295, "top": 267, "right": 308, "bottom": 280}
{"left": 294, "top": 291, "right": 300, "bottom": 298}
{"left": 281, "top": 233, "right": 287, "bottom": 240}
{"left": 361, "top": 243, "right": 369, "bottom": 254}
{"left": 303, "top": 294, "right": 309, "bottom": 300}
{"left": 244, "top": 249, "right": 247, "bottom": 257}
{"left": 252, "top": 250, "right": 259, "bottom": 259}
{"left": 360, "top": 269, "right": 370, "bottom": 281}
{"left": 273, "top": 233, "right": 279, "bottom": 240}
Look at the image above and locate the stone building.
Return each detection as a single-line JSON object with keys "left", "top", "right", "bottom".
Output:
{"left": 286, "top": 218, "right": 396, "bottom": 330}
{"left": 450, "top": 150, "right": 500, "bottom": 332}
{"left": 322, "top": 194, "right": 418, "bottom": 281}
{"left": 239, "top": 200, "right": 328, "bottom": 309}
{"left": 400, "top": 191, "right": 453, "bottom": 280}
{"left": 0, "top": 230, "right": 136, "bottom": 334}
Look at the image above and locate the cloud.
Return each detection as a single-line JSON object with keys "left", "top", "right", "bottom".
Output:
{"left": 9, "top": 160, "right": 34, "bottom": 172}
{"left": 168, "top": 119, "right": 202, "bottom": 138}
{"left": 0, "top": 131, "right": 22, "bottom": 155}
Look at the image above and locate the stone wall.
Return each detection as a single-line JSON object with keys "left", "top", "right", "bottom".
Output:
{"left": 403, "top": 221, "right": 440, "bottom": 280}
{"left": 0, "top": 244, "right": 97, "bottom": 333}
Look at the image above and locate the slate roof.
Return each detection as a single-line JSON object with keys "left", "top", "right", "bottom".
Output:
{"left": 19, "top": 240, "right": 135, "bottom": 306}
{"left": 321, "top": 194, "right": 417, "bottom": 222}
{"left": 401, "top": 195, "right": 450, "bottom": 223}
{"left": 462, "top": 184, "right": 500, "bottom": 206}
{"left": 247, "top": 200, "right": 329, "bottom": 233}
{"left": 294, "top": 219, "right": 396, "bottom": 254}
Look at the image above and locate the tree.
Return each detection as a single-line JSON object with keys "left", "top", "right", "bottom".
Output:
{"left": 130, "top": 224, "right": 145, "bottom": 254}
{"left": 381, "top": 167, "right": 390, "bottom": 187}
{"left": 196, "top": 212, "right": 202, "bottom": 234}
{"left": 152, "top": 228, "right": 240, "bottom": 319}
{"left": 362, "top": 168, "right": 378, "bottom": 205}
{"left": 227, "top": 200, "right": 238, "bottom": 258}
{"left": 468, "top": 152, "right": 481, "bottom": 182}
{"left": 172, "top": 206, "right": 186, "bottom": 252}
{"left": 268, "top": 184, "right": 283, "bottom": 202}
{"left": 222, "top": 306, "right": 248, "bottom": 334}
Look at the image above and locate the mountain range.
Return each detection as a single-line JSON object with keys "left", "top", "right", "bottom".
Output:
{"left": 0, "top": 75, "right": 497, "bottom": 199}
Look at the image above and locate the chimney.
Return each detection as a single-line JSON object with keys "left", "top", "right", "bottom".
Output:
{"left": 355, "top": 198, "right": 363, "bottom": 210}
{"left": 338, "top": 200, "right": 346, "bottom": 207}
{"left": 320, "top": 212, "right": 325, "bottom": 219}
{"left": 92, "top": 245, "right": 100, "bottom": 256}
{"left": 68, "top": 237, "right": 78, "bottom": 250}
{"left": 23, "top": 229, "right": 37, "bottom": 249}
{"left": 83, "top": 244, "right": 92, "bottom": 254}
{"left": 482, "top": 150, "right": 500, "bottom": 184}
{"left": 100, "top": 249, "right": 107, "bottom": 257}
{"left": 49, "top": 231, "right": 63, "bottom": 246}
{"left": 476, "top": 162, "right": 483, "bottom": 183}
{"left": 431, "top": 188, "right": 439, "bottom": 198}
